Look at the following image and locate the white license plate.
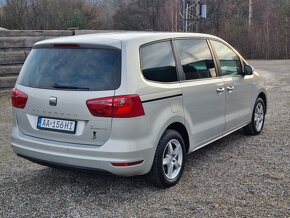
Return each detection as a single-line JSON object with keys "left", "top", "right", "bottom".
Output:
{"left": 37, "top": 117, "right": 76, "bottom": 134}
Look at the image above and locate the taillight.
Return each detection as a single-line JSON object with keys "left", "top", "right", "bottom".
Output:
{"left": 86, "top": 95, "right": 145, "bottom": 118}
{"left": 86, "top": 97, "right": 113, "bottom": 117}
{"left": 11, "top": 88, "right": 28, "bottom": 109}
{"left": 113, "top": 95, "right": 145, "bottom": 118}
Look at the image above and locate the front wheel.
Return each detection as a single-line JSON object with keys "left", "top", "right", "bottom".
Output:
{"left": 244, "top": 97, "right": 266, "bottom": 135}
{"left": 147, "top": 130, "right": 186, "bottom": 188}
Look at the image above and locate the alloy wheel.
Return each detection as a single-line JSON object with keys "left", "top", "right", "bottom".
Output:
{"left": 254, "top": 102, "right": 264, "bottom": 131}
{"left": 162, "top": 139, "right": 183, "bottom": 180}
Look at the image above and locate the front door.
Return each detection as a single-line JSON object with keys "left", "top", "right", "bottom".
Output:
{"left": 210, "top": 40, "right": 252, "bottom": 132}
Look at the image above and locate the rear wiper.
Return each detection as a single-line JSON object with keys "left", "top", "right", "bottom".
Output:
{"left": 52, "top": 83, "right": 90, "bottom": 90}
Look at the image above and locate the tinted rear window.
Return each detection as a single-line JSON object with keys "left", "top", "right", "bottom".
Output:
{"left": 18, "top": 48, "right": 121, "bottom": 91}
{"left": 140, "top": 41, "right": 177, "bottom": 83}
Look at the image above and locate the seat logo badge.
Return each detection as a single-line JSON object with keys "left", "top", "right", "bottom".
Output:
{"left": 49, "top": 97, "right": 57, "bottom": 106}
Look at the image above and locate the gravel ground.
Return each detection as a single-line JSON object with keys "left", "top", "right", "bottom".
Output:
{"left": 0, "top": 60, "right": 290, "bottom": 217}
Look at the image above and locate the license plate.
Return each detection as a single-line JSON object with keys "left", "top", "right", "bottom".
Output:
{"left": 37, "top": 117, "right": 76, "bottom": 134}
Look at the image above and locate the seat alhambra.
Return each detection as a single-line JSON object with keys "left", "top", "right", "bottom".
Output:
{"left": 11, "top": 32, "right": 267, "bottom": 188}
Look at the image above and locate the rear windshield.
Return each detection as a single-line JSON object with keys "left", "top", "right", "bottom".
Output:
{"left": 17, "top": 48, "right": 121, "bottom": 91}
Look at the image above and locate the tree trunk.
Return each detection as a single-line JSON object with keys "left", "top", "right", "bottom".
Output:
{"left": 248, "top": 0, "right": 253, "bottom": 31}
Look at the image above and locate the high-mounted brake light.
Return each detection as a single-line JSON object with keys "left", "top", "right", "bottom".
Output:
{"left": 86, "top": 95, "right": 145, "bottom": 118}
{"left": 11, "top": 88, "right": 28, "bottom": 109}
{"left": 53, "top": 44, "right": 80, "bottom": 48}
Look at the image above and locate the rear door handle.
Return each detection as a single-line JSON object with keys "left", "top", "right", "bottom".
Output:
{"left": 226, "top": 86, "right": 235, "bottom": 91}
{"left": 227, "top": 86, "right": 235, "bottom": 90}
{"left": 216, "top": 87, "right": 225, "bottom": 93}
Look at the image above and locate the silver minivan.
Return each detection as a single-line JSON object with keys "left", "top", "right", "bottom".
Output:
{"left": 11, "top": 32, "right": 267, "bottom": 188}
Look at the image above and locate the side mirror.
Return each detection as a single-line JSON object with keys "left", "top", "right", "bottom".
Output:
{"left": 244, "top": 65, "right": 254, "bottom": 75}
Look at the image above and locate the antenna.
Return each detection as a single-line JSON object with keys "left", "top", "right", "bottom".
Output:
{"left": 179, "top": 0, "right": 207, "bottom": 32}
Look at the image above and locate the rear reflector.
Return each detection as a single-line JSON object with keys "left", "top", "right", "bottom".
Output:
{"left": 86, "top": 95, "right": 145, "bottom": 118}
{"left": 53, "top": 44, "right": 80, "bottom": 48}
{"left": 111, "top": 160, "right": 144, "bottom": 167}
{"left": 11, "top": 88, "right": 28, "bottom": 109}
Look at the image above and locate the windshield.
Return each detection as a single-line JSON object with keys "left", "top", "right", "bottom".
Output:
{"left": 17, "top": 48, "right": 121, "bottom": 91}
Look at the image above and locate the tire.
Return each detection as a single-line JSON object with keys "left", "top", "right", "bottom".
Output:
{"left": 243, "top": 97, "right": 266, "bottom": 135}
{"left": 147, "top": 129, "right": 186, "bottom": 188}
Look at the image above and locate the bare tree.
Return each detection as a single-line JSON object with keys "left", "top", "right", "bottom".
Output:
{"left": 0, "top": 0, "right": 103, "bottom": 30}
{"left": 0, "top": 0, "right": 289, "bottom": 59}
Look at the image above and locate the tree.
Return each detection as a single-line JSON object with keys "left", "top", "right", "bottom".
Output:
{"left": 113, "top": 0, "right": 176, "bottom": 31}
{"left": 0, "top": 0, "right": 103, "bottom": 30}
{"left": 0, "top": 0, "right": 289, "bottom": 59}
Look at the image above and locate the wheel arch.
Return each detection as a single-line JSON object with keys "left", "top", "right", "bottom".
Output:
{"left": 258, "top": 92, "right": 267, "bottom": 114}
{"left": 166, "top": 122, "right": 190, "bottom": 154}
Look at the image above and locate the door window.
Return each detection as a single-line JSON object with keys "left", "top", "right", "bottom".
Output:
{"left": 211, "top": 40, "right": 242, "bottom": 76}
{"left": 140, "top": 41, "right": 177, "bottom": 83}
{"left": 175, "top": 38, "right": 217, "bottom": 80}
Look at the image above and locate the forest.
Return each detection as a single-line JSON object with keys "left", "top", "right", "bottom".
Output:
{"left": 0, "top": 0, "right": 289, "bottom": 59}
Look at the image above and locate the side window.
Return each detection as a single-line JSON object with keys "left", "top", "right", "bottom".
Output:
{"left": 211, "top": 40, "right": 242, "bottom": 76}
{"left": 140, "top": 41, "right": 177, "bottom": 83}
{"left": 175, "top": 38, "right": 217, "bottom": 80}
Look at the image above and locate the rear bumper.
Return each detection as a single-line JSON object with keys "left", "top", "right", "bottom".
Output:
{"left": 11, "top": 126, "right": 155, "bottom": 176}
{"left": 17, "top": 154, "right": 115, "bottom": 175}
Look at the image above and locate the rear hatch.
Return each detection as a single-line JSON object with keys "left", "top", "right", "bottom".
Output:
{"left": 14, "top": 42, "right": 121, "bottom": 146}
